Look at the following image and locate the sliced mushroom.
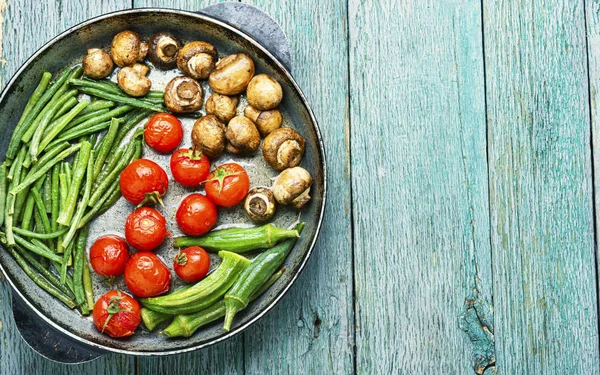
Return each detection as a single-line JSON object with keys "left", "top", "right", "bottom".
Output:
{"left": 246, "top": 74, "right": 283, "bottom": 110}
{"left": 272, "top": 167, "right": 312, "bottom": 209}
{"left": 192, "top": 115, "right": 226, "bottom": 158}
{"left": 177, "top": 41, "right": 218, "bottom": 80}
{"left": 262, "top": 128, "right": 305, "bottom": 170}
{"left": 208, "top": 54, "right": 255, "bottom": 95}
{"left": 164, "top": 76, "right": 204, "bottom": 113}
{"left": 82, "top": 48, "right": 113, "bottom": 79}
{"left": 117, "top": 63, "right": 151, "bottom": 97}
{"left": 148, "top": 32, "right": 182, "bottom": 69}
{"left": 244, "top": 187, "right": 276, "bottom": 223}
{"left": 244, "top": 105, "right": 282, "bottom": 136}
{"left": 111, "top": 30, "right": 147, "bottom": 67}
{"left": 206, "top": 94, "right": 239, "bottom": 123}
{"left": 225, "top": 116, "right": 261, "bottom": 154}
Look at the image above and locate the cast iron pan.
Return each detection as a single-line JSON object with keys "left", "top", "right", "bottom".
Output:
{"left": 0, "top": 4, "right": 326, "bottom": 362}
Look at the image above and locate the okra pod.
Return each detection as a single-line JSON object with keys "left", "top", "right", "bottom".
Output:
{"left": 141, "top": 308, "right": 172, "bottom": 331}
{"left": 172, "top": 224, "right": 300, "bottom": 253}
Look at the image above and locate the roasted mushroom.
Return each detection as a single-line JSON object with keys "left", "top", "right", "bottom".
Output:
{"left": 244, "top": 105, "right": 282, "bottom": 136}
{"left": 208, "top": 54, "right": 255, "bottom": 95}
{"left": 111, "top": 30, "right": 148, "bottom": 67}
{"left": 192, "top": 115, "right": 227, "bottom": 158}
{"left": 177, "top": 41, "right": 218, "bottom": 80}
{"left": 225, "top": 116, "right": 261, "bottom": 154}
{"left": 82, "top": 48, "right": 113, "bottom": 79}
{"left": 117, "top": 63, "right": 151, "bottom": 97}
{"left": 246, "top": 74, "right": 283, "bottom": 110}
{"left": 244, "top": 187, "right": 276, "bottom": 223}
{"left": 148, "top": 32, "right": 182, "bottom": 69}
{"left": 206, "top": 94, "right": 239, "bottom": 123}
{"left": 164, "top": 76, "right": 204, "bottom": 113}
{"left": 262, "top": 128, "right": 305, "bottom": 170}
{"left": 272, "top": 167, "right": 312, "bottom": 209}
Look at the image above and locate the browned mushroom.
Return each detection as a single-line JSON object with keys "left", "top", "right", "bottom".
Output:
{"left": 244, "top": 187, "right": 277, "bottom": 222}
{"left": 148, "top": 32, "right": 182, "bottom": 69}
{"left": 117, "top": 63, "right": 151, "bottom": 97}
{"left": 111, "top": 30, "right": 147, "bottom": 67}
{"left": 163, "top": 76, "right": 204, "bottom": 113}
{"left": 246, "top": 74, "right": 283, "bottom": 110}
{"left": 177, "top": 41, "right": 218, "bottom": 80}
{"left": 262, "top": 128, "right": 305, "bottom": 170}
{"left": 206, "top": 94, "right": 239, "bottom": 123}
{"left": 244, "top": 105, "right": 282, "bottom": 136}
{"left": 225, "top": 116, "right": 261, "bottom": 154}
{"left": 208, "top": 54, "right": 255, "bottom": 95}
{"left": 272, "top": 167, "right": 312, "bottom": 209}
{"left": 82, "top": 48, "right": 113, "bottom": 79}
{"left": 192, "top": 115, "right": 227, "bottom": 158}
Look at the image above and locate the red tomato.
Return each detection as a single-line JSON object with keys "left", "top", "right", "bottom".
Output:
{"left": 125, "top": 207, "right": 170, "bottom": 251}
{"left": 124, "top": 252, "right": 171, "bottom": 298}
{"left": 120, "top": 159, "right": 168, "bottom": 206}
{"left": 204, "top": 163, "right": 250, "bottom": 207}
{"left": 173, "top": 246, "right": 211, "bottom": 283}
{"left": 93, "top": 290, "right": 141, "bottom": 338}
{"left": 169, "top": 148, "right": 210, "bottom": 187}
{"left": 176, "top": 194, "right": 218, "bottom": 236}
{"left": 144, "top": 113, "right": 184, "bottom": 153}
{"left": 89, "top": 235, "right": 130, "bottom": 277}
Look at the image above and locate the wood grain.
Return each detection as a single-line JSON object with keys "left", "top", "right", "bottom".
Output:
{"left": 349, "top": 0, "right": 493, "bottom": 373}
{"left": 0, "top": 2, "right": 135, "bottom": 374}
{"left": 484, "top": 0, "right": 599, "bottom": 373}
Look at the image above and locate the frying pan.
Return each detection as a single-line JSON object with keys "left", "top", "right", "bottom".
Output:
{"left": 0, "top": 4, "right": 326, "bottom": 362}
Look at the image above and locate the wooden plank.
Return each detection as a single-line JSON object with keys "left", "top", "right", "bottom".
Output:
{"left": 239, "top": 0, "right": 354, "bottom": 374}
{"left": 349, "top": 0, "right": 493, "bottom": 374}
{"left": 0, "top": 0, "right": 135, "bottom": 373}
{"left": 484, "top": 0, "right": 599, "bottom": 373}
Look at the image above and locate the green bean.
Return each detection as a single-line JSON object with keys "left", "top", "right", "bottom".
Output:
{"left": 42, "top": 171, "right": 52, "bottom": 213}
{"left": 68, "top": 108, "right": 110, "bottom": 128}
{"left": 37, "top": 101, "right": 89, "bottom": 155}
{"left": 13, "top": 167, "right": 30, "bottom": 222}
{"left": 79, "top": 99, "right": 115, "bottom": 115}
{"left": 98, "top": 181, "right": 123, "bottom": 213}
{"left": 19, "top": 175, "right": 45, "bottom": 230}
{"left": 57, "top": 142, "right": 91, "bottom": 226}
{"left": 30, "top": 188, "right": 51, "bottom": 235}
{"left": 73, "top": 84, "right": 167, "bottom": 112}
{"left": 0, "top": 163, "right": 6, "bottom": 227}
{"left": 114, "top": 110, "right": 150, "bottom": 145}
{"left": 4, "top": 150, "right": 26, "bottom": 245}
{"left": 13, "top": 226, "right": 68, "bottom": 239}
{"left": 21, "top": 85, "right": 72, "bottom": 143}
{"left": 29, "top": 142, "right": 69, "bottom": 175}
{"left": 51, "top": 165, "right": 60, "bottom": 232}
{"left": 47, "top": 120, "right": 113, "bottom": 148}
{"left": 52, "top": 96, "right": 78, "bottom": 121}
{"left": 93, "top": 118, "right": 119, "bottom": 179}
{"left": 60, "top": 238, "right": 75, "bottom": 283}
{"left": 80, "top": 78, "right": 122, "bottom": 95}
{"left": 6, "top": 72, "right": 54, "bottom": 159}
{"left": 77, "top": 179, "right": 119, "bottom": 229}
{"left": 4, "top": 244, "right": 76, "bottom": 308}
{"left": 62, "top": 148, "right": 93, "bottom": 246}
{"left": 13, "top": 234, "right": 63, "bottom": 263}
{"left": 8, "top": 146, "right": 27, "bottom": 181}
{"left": 73, "top": 223, "right": 90, "bottom": 314}
{"left": 62, "top": 162, "right": 72, "bottom": 186}
{"left": 95, "top": 148, "right": 123, "bottom": 186}
{"left": 10, "top": 144, "right": 81, "bottom": 196}
{"left": 82, "top": 257, "right": 95, "bottom": 311}
{"left": 70, "top": 104, "right": 133, "bottom": 131}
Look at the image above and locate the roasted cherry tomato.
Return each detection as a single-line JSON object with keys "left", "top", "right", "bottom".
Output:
{"left": 176, "top": 194, "right": 218, "bottom": 236}
{"left": 170, "top": 148, "right": 210, "bottom": 187}
{"left": 89, "top": 235, "right": 130, "bottom": 277}
{"left": 124, "top": 252, "right": 171, "bottom": 298}
{"left": 204, "top": 163, "right": 250, "bottom": 207}
{"left": 125, "top": 207, "right": 170, "bottom": 251}
{"left": 173, "top": 246, "right": 211, "bottom": 283}
{"left": 120, "top": 159, "right": 168, "bottom": 206}
{"left": 93, "top": 290, "right": 141, "bottom": 338}
{"left": 144, "top": 113, "right": 184, "bottom": 153}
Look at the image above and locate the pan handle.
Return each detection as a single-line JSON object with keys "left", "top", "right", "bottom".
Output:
{"left": 197, "top": 2, "right": 293, "bottom": 72}
{"left": 11, "top": 293, "right": 106, "bottom": 364}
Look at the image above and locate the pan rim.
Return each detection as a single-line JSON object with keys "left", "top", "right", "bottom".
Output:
{"left": 0, "top": 7, "right": 327, "bottom": 356}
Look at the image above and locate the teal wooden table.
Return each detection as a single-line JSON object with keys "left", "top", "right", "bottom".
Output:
{"left": 1, "top": 0, "right": 599, "bottom": 373}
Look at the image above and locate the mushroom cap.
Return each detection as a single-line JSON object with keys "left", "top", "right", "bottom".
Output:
{"left": 206, "top": 94, "right": 239, "bottom": 123}
{"left": 262, "top": 128, "right": 305, "bottom": 170}
{"left": 111, "top": 30, "right": 143, "bottom": 67}
{"left": 244, "top": 105, "right": 283, "bottom": 136}
{"left": 164, "top": 76, "right": 204, "bottom": 113}
{"left": 117, "top": 63, "right": 152, "bottom": 97}
{"left": 246, "top": 74, "right": 283, "bottom": 111}
{"left": 225, "top": 116, "right": 261, "bottom": 154}
{"left": 148, "top": 31, "right": 182, "bottom": 69}
{"left": 82, "top": 48, "right": 113, "bottom": 79}
{"left": 208, "top": 54, "right": 255, "bottom": 95}
{"left": 272, "top": 167, "right": 312, "bottom": 208}
{"left": 177, "top": 41, "right": 218, "bottom": 80}
{"left": 192, "top": 115, "right": 227, "bottom": 158}
{"left": 244, "top": 187, "right": 277, "bottom": 223}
